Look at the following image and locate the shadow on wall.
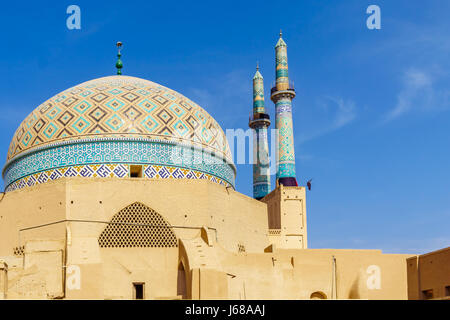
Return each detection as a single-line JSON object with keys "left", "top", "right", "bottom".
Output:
{"left": 348, "top": 277, "right": 360, "bottom": 299}
{"left": 177, "top": 262, "right": 187, "bottom": 299}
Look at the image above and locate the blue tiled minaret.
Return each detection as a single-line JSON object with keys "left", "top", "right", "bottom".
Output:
{"left": 249, "top": 64, "right": 271, "bottom": 199}
{"left": 271, "top": 31, "right": 297, "bottom": 186}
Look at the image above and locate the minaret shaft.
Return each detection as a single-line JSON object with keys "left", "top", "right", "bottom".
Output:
{"left": 250, "top": 67, "right": 271, "bottom": 200}
{"left": 274, "top": 96, "right": 296, "bottom": 179}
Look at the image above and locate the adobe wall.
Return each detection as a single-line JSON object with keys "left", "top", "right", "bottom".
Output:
{"left": 219, "top": 247, "right": 413, "bottom": 300}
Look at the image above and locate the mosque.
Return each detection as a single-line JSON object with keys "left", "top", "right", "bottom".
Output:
{"left": 0, "top": 33, "right": 416, "bottom": 300}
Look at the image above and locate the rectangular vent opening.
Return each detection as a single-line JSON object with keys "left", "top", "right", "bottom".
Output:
{"left": 133, "top": 282, "right": 145, "bottom": 300}
{"left": 130, "top": 165, "right": 143, "bottom": 178}
{"left": 422, "top": 289, "right": 433, "bottom": 300}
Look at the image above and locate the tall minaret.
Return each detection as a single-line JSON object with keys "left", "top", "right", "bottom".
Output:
{"left": 271, "top": 31, "right": 298, "bottom": 186}
{"left": 249, "top": 64, "right": 271, "bottom": 200}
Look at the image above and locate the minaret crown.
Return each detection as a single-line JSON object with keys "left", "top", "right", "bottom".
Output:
{"left": 275, "top": 31, "right": 287, "bottom": 48}
{"left": 252, "top": 64, "right": 266, "bottom": 115}
{"left": 253, "top": 64, "right": 263, "bottom": 80}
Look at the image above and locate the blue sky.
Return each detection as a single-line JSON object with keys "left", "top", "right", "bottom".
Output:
{"left": 1, "top": 1, "right": 449, "bottom": 254}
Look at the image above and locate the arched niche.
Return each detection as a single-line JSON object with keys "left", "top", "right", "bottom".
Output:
{"left": 98, "top": 202, "right": 178, "bottom": 248}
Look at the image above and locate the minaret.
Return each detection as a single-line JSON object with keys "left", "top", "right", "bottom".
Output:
{"left": 262, "top": 32, "right": 307, "bottom": 249}
{"left": 249, "top": 64, "right": 271, "bottom": 200}
{"left": 271, "top": 31, "right": 297, "bottom": 186}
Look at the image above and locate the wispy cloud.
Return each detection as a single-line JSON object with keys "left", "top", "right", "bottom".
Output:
{"left": 185, "top": 69, "right": 250, "bottom": 127}
{"left": 383, "top": 68, "right": 450, "bottom": 123}
{"left": 331, "top": 97, "right": 357, "bottom": 128}
{"left": 297, "top": 96, "right": 356, "bottom": 144}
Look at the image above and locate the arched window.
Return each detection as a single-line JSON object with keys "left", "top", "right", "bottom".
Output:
{"left": 98, "top": 202, "right": 178, "bottom": 248}
{"left": 310, "top": 291, "right": 327, "bottom": 300}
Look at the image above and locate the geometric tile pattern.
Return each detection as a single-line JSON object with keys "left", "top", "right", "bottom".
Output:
{"left": 5, "top": 164, "right": 126, "bottom": 192}
{"left": 3, "top": 139, "right": 235, "bottom": 189}
{"left": 275, "top": 98, "right": 296, "bottom": 179}
{"left": 252, "top": 127, "right": 271, "bottom": 199}
{"left": 5, "top": 163, "right": 230, "bottom": 192}
{"left": 98, "top": 202, "right": 178, "bottom": 248}
{"left": 142, "top": 164, "right": 229, "bottom": 186}
{"left": 252, "top": 68, "right": 265, "bottom": 114}
{"left": 275, "top": 34, "right": 289, "bottom": 90}
{"left": 6, "top": 75, "right": 232, "bottom": 164}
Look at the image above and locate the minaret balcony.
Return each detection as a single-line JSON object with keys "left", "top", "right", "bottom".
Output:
{"left": 270, "top": 80, "right": 295, "bottom": 94}
{"left": 249, "top": 113, "right": 271, "bottom": 128}
{"left": 270, "top": 87, "right": 296, "bottom": 102}
{"left": 270, "top": 86, "right": 295, "bottom": 95}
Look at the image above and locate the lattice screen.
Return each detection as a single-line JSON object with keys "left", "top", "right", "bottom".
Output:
{"left": 98, "top": 202, "right": 178, "bottom": 248}
{"left": 13, "top": 245, "right": 24, "bottom": 256}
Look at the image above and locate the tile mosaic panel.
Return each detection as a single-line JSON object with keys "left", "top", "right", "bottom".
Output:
{"left": 5, "top": 163, "right": 230, "bottom": 192}
{"left": 3, "top": 140, "right": 235, "bottom": 190}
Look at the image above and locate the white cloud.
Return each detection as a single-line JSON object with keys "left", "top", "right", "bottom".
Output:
{"left": 383, "top": 68, "right": 449, "bottom": 122}
{"left": 331, "top": 97, "right": 357, "bottom": 128}
{"left": 297, "top": 96, "right": 356, "bottom": 144}
{"left": 185, "top": 69, "right": 250, "bottom": 127}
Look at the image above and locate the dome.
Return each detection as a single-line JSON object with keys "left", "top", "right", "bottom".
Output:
{"left": 3, "top": 76, "right": 235, "bottom": 191}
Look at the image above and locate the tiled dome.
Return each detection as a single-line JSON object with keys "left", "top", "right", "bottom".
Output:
{"left": 3, "top": 76, "right": 235, "bottom": 192}
{"left": 7, "top": 76, "right": 232, "bottom": 163}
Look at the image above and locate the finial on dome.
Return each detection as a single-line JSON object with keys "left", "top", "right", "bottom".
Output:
{"left": 116, "top": 41, "right": 123, "bottom": 75}
{"left": 256, "top": 61, "right": 259, "bottom": 71}
{"left": 280, "top": 29, "right": 283, "bottom": 38}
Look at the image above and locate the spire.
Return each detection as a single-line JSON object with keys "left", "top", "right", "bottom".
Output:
{"left": 115, "top": 41, "right": 123, "bottom": 75}
{"left": 253, "top": 62, "right": 263, "bottom": 80}
{"left": 276, "top": 29, "right": 287, "bottom": 48}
